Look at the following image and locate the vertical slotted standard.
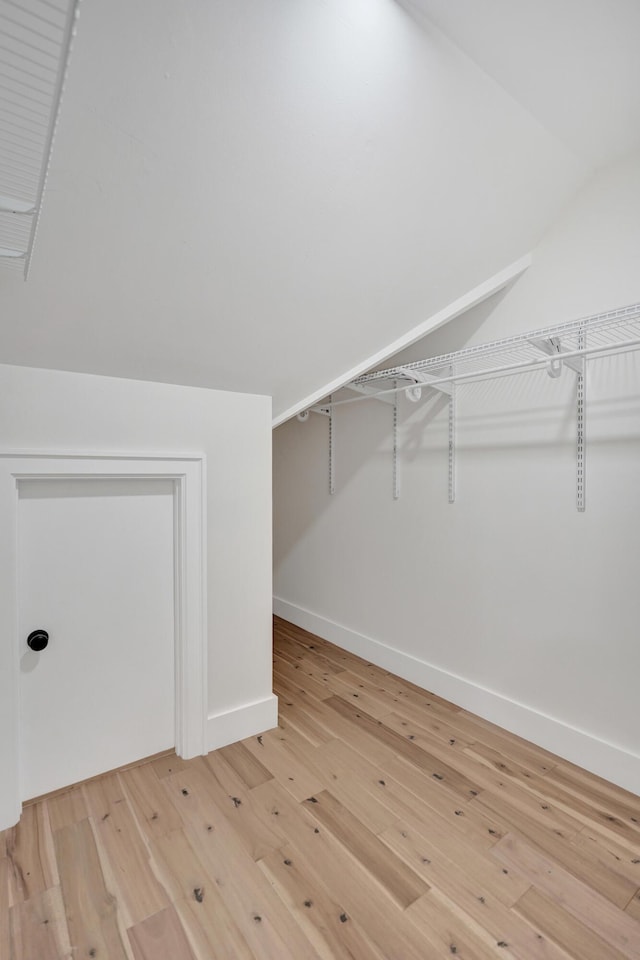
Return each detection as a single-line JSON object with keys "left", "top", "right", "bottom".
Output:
{"left": 328, "top": 396, "right": 335, "bottom": 495}
{"left": 393, "top": 381, "right": 400, "bottom": 500}
{"left": 576, "top": 328, "right": 586, "bottom": 512}
{"left": 448, "top": 376, "right": 456, "bottom": 504}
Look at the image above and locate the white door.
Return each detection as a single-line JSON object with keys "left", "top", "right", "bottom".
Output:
{"left": 18, "top": 477, "right": 176, "bottom": 800}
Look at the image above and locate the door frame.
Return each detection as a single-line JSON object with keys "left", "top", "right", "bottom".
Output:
{"left": 0, "top": 452, "right": 207, "bottom": 829}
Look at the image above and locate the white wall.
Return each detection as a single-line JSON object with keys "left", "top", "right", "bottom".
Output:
{"left": 273, "top": 151, "right": 640, "bottom": 794}
{"left": 0, "top": 363, "right": 275, "bottom": 749}
{"left": 0, "top": 0, "right": 590, "bottom": 420}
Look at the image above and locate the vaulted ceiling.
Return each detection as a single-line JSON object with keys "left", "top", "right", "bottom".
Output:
{"left": 406, "top": 0, "right": 640, "bottom": 170}
{"left": 1, "top": 1, "right": 637, "bottom": 421}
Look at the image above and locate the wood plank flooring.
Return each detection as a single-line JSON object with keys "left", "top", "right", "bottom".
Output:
{"left": 2, "top": 615, "right": 639, "bottom": 958}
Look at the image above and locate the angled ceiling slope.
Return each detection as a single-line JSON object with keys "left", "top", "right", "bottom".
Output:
{"left": 406, "top": 0, "right": 640, "bottom": 170}
{"left": 273, "top": 254, "right": 531, "bottom": 426}
{"left": 0, "top": 1, "right": 614, "bottom": 419}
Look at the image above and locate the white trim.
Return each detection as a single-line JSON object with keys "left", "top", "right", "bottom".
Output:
{"left": 272, "top": 254, "right": 532, "bottom": 427}
{"left": 0, "top": 449, "right": 206, "bottom": 462}
{"left": 273, "top": 597, "right": 640, "bottom": 797}
{"left": 207, "top": 694, "right": 279, "bottom": 752}
{"left": 0, "top": 454, "right": 207, "bottom": 830}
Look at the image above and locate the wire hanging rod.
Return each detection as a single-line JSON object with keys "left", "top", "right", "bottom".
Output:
{"left": 312, "top": 334, "right": 640, "bottom": 411}
{"left": 356, "top": 302, "right": 640, "bottom": 386}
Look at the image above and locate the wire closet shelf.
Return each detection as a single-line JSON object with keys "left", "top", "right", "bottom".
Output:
{"left": 0, "top": 0, "right": 80, "bottom": 277}
{"left": 302, "top": 302, "right": 640, "bottom": 513}
{"left": 333, "top": 301, "right": 640, "bottom": 404}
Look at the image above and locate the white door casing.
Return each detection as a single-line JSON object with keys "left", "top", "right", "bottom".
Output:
{"left": 0, "top": 453, "right": 207, "bottom": 830}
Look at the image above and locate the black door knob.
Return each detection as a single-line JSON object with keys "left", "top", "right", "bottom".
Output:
{"left": 27, "top": 629, "right": 49, "bottom": 652}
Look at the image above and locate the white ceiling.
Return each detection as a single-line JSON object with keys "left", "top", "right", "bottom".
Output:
{"left": 0, "top": 0, "right": 634, "bottom": 420}
{"left": 405, "top": 0, "right": 640, "bottom": 172}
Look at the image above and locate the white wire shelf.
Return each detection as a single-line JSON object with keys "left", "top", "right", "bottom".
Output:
{"left": 347, "top": 301, "right": 640, "bottom": 401}
{"left": 301, "top": 302, "right": 640, "bottom": 512}
{"left": 0, "top": 0, "right": 80, "bottom": 278}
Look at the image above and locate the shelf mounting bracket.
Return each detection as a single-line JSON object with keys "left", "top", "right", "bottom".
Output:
{"left": 528, "top": 337, "right": 584, "bottom": 377}
{"left": 396, "top": 367, "right": 454, "bottom": 400}
{"left": 344, "top": 383, "right": 395, "bottom": 404}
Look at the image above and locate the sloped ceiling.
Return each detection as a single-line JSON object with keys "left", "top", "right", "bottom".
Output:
{"left": 0, "top": 0, "right": 632, "bottom": 420}
{"left": 405, "top": 0, "right": 640, "bottom": 171}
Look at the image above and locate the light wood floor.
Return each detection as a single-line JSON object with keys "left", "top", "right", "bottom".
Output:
{"left": 2, "top": 616, "right": 640, "bottom": 959}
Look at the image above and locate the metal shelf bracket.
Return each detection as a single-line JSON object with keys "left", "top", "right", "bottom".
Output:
{"left": 344, "top": 382, "right": 395, "bottom": 404}
{"left": 528, "top": 336, "right": 585, "bottom": 378}
{"left": 396, "top": 367, "right": 454, "bottom": 399}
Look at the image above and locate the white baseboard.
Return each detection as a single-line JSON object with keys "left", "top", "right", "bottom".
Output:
{"left": 274, "top": 597, "right": 640, "bottom": 797}
{"left": 207, "top": 694, "right": 278, "bottom": 753}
